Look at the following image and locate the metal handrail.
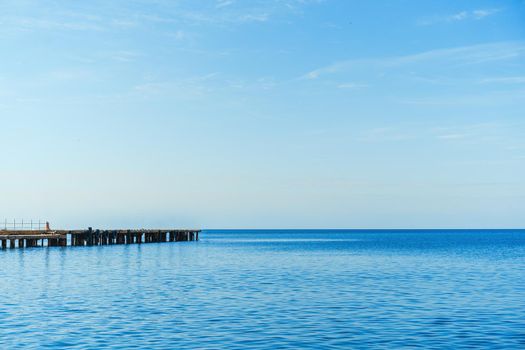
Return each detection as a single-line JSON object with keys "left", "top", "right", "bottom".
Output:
{"left": 1, "top": 219, "right": 49, "bottom": 231}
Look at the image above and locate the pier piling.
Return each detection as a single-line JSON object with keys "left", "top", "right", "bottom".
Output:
{"left": 0, "top": 228, "right": 200, "bottom": 250}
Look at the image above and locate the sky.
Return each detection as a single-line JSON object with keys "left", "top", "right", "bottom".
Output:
{"left": 0, "top": 0, "right": 524, "bottom": 229}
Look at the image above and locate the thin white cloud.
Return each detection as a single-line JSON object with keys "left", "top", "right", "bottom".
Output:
{"left": 479, "top": 76, "right": 525, "bottom": 84}
{"left": 472, "top": 9, "right": 500, "bottom": 19}
{"left": 141, "top": 0, "right": 323, "bottom": 26}
{"left": 170, "top": 30, "right": 187, "bottom": 40}
{"left": 39, "top": 69, "right": 99, "bottom": 84}
{"left": 303, "top": 41, "right": 525, "bottom": 80}
{"left": 337, "top": 82, "right": 368, "bottom": 89}
{"left": 432, "top": 123, "right": 514, "bottom": 145}
{"left": 357, "top": 127, "right": 415, "bottom": 143}
{"left": 418, "top": 8, "right": 501, "bottom": 25}
{"left": 216, "top": 0, "right": 235, "bottom": 9}
{"left": 238, "top": 13, "right": 269, "bottom": 22}
{"left": 0, "top": 0, "right": 326, "bottom": 36}
{"left": 437, "top": 133, "right": 467, "bottom": 140}
{"left": 357, "top": 123, "right": 525, "bottom": 151}
{"left": 448, "top": 11, "right": 468, "bottom": 21}
{"left": 397, "top": 87, "right": 525, "bottom": 106}
{"left": 4, "top": 16, "right": 105, "bottom": 32}
{"left": 106, "top": 51, "right": 142, "bottom": 62}
{"left": 111, "top": 19, "right": 138, "bottom": 28}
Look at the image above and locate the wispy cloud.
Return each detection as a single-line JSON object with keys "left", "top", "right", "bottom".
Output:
{"left": 392, "top": 42, "right": 523, "bottom": 65}
{"left": 132, "top": 72, "right": 225, "bottom": 99}
{"left": 418, "top": 8, "right": 501, "bottom": 26}
{"left": 111, "top": 19, "right": 138, "bottom": 28}
{"left": 168, "top": 30, "right": 187, "bottom": 40}
{"left": 154, "top": 0, "right": 321, "bottom": 26}
{"left": 471, "top": 9, "right": 501, "bottom": 19}
{"left": 238, "top": 13, "right": 269, "bottom": 22}
{"left": 2, "top": 16, "right": 105, "bottom": 32}
{"left": 479, "top": 76, "right": 525, "bottom": 84}
{"left": 357, "top": 127, "right": 415, "bottom": 143}
{"left": 437, "top": 133, "right": 468, "bottom": 140}
{"left": 397, "top": 89, "right": 525, "bottom": 106}
{"left": 106, "top": 51, "right": 143, "bottom": 62}
{"left": 357, "top": 122, "right": 525, "bottom": 151}
{"left": 302, "top": 41, "right": 525, "bottom": 80}
{"left": 216, "top": 0, "right": 235, "bottom": 9}
{"left": 432, "top": 123, "right": 517, "bottom": 145}
{"left": 337, "top": 82, "right": 368, "bottom": 89}
{"left": 0, "top": 0, "right": 323, "bottom": 36}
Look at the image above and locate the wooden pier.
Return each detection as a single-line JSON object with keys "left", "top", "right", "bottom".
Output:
{"left": 0, "top": 228, "right": 200, "bottom": 249}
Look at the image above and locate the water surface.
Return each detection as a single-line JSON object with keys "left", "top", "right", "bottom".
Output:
{"left": 1, "top": 229, "right": 524, "bottom": 349}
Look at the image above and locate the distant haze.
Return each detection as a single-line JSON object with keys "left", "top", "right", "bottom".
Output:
{"left": 1, "top": 0, "right": 524, "bottom": 229}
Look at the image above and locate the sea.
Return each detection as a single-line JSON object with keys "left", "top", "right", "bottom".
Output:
{"left": 1, "top": 229, "right": 524, "bottom": 349}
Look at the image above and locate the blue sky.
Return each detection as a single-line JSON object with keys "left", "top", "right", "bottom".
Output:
{"left": 1, "top": 0, "right": 524, "bottom": 229}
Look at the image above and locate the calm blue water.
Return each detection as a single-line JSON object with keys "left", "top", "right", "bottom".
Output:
{"left": 1, "top": 229, "right": 524, "bottom": 349}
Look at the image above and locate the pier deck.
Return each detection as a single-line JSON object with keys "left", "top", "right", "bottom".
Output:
{"left": 0, "top": 229, "right": 200, "bottom": 249}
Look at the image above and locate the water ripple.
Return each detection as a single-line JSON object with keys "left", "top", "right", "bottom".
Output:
{"left": 1, "top": 229, "right": 524, "bottom": 349}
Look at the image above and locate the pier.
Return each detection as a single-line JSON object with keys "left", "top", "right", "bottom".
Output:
{"left": 0, "top": 228, "right": 200, "bottom": 249}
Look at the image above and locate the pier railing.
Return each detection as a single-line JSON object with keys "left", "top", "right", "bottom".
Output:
{"left": 1, "top": 219, "right": 49, "bottom": 231}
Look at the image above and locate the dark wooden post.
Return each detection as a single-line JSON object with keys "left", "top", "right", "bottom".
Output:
{"left": 87, "top": 227, "right": 93, "bottom": 246}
